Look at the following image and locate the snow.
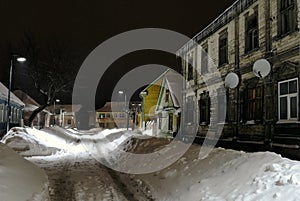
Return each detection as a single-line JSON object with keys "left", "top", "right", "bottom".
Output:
{"left": 2, "top": 126, "right": 300, "bottom": 200}
{"left": 0, "top": 82, "right": 24, "bottom": 106}
{"left": 0, "top": 142, "right": 49, "bottom": 201}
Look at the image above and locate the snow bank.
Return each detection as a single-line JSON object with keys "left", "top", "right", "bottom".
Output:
{"left": 120, "top": 143, "right": 300, "bottom": 201}
{"left": 0, "top": 142, "right": 49, "bottom": 201}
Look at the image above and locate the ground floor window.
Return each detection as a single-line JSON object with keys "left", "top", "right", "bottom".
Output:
{"left": 278, "top": 78, "right": 298, "bottom": 120}
{"left": 246, "top": 86, "right": 263, "bottom": 122}
{"left": 186, "top": 96, "right": 195, "bottom": 124}
{"left": 199, "top": 91, "right": 210, "bottom": 125}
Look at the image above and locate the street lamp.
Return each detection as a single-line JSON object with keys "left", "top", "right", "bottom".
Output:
{"left": 118, "top": 90, "right": 128, "bottom": 130}
{"left": 53, "top": 99, "right": 60, "bottom": 125}
{"left": 6, "top": 55, "right": 26, "bottom": 133}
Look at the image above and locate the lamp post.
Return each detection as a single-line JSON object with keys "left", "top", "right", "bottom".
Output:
{"left": 53, "top": 99, "right": 60, "bottom": 125}
{"left": 6, "top": 55, "right": 26, "bottom": 133}
{"left": 118, "top": 90, "right": 128, "bottom": 130}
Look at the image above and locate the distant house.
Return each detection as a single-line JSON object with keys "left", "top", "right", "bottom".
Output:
{"left": 13, "top": 90, "right": 50, "bottom": 129}
{"left": 96, "top": 102, "right": 141, "bottom": 129}
{"left": 0, "top": 82, "right": 24, "bottom": 135}
{"left": 140, "top": 70, "right": 182, "bottom": 136}
{"left": 46, "top": 104, "right": 82, "bottom": 128}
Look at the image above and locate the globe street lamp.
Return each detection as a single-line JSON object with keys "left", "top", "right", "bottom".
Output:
{"left": 6, "top": 55, "right": 26, "bottom": 133}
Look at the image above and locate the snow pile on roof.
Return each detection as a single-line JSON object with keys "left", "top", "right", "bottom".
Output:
{"left": 118, "top": 143, "right": 300, "bottom": 201}
{"left": 0, "top": 82, "right": 24, "bottom": 106}
{"left": 0, "top": 142, "right": 49, "bottom": 201}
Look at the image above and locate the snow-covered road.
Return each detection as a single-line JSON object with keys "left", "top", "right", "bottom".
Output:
{"left": 2, "top": 127, "right": 300, "bottom": 201}
{"left": 29, "top": 153, "right": 130, "bottom": 201}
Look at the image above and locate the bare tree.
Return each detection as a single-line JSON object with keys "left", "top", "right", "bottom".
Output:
{"left": 17, "top": 33, "right": 78, "bottom": 126}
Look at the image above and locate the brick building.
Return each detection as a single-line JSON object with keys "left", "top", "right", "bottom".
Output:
{"left": 177, "top": 0, "right": 300, "bottom": 145}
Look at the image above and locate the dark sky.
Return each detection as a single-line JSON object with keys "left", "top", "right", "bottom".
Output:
{"left": 0, "top": 0, "right": 236, "bottom": 108}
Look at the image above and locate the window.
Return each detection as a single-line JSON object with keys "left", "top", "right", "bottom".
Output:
{"left": 246, "top": 86, "right": 263, "bottom": 122}
{"left": 0, "top": 104, "right": 3, "bottom": 122}
{"left": 168, "top": 113, "right": 173, "bottom": 131}
{"left": 245, "top": 9, "right": 259, "bottom": 52}
{"left": 106, "top": 113, "right": 111, "bottom": 118}
{"left": 278, "top": 78, "right": 298, "bottom": 120}
{"left": 201, "top": 44, "right": 208, "bottom": 74}
{"left": 279, "top": 0, "right": 296, "bottom": 35}
{"left": 119, "top": 113, "right": 125, "bottom": 118}
{"left": 199, "top": 92, "right": 210, "bottom": 125}
{"left": 217, "top": 88, "right": 229, "bottom": 123}
{"left": 158, "top": 113, "right": 162, "bottom": 129}
{"left": 219, "top": 31, "right": 228, "bottom": 66}
{"left": 165, "top": 89, "right": 170, "bottom": 103}
{"left": 99, "top": 113, "right": 105, "bottom": 119}
{"left": 186, "top": 96, "right": 194, "bottom": 124}
{"left": 187, "top": 56, "right": 193, "bottom": 81}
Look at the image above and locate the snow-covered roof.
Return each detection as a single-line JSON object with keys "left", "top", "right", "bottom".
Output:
{"left": 0, "top": 82, "right": 25, "bottom": 106}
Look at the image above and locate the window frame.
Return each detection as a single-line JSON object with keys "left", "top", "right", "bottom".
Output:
{"left": 245, "top": 8, "right": 259, "bottom": 53}
{"left": 201, "top": 43, "right": 208, "bottom": 74}
{"left": 278, "top": 78, "right": 299, "bottom": 121}
{"left": 219, "top": 30, "right": 228, "bottom": 66}
{"left": 278, "top": 0, "right": 297, "bottom": 36}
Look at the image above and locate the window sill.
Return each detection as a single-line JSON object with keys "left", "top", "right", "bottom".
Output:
{"left": 244, "top": 47, "right": 260, "bottom": 55}
{"left": 274, "top": 29, "right": 299, "bottom": 41}
{"left": 217, "top": 122, "right": 228, "bottom": 125}
{"left": 218, "top": 62, "right": 229, "bottom": 68}
{"left": 276, "top": 120, "right": 300, "bottom": 124}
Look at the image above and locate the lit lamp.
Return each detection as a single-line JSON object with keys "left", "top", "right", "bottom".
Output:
{"left": 6, "top": 55, "right": 26, "bottom": 133}
{"left": 53, "top": 99, "right": 60, "bottom": 125}
{"left": 118, "top": 90, "right": 128, "bottom": 130}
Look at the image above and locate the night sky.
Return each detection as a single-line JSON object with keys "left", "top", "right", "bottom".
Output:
{"left": 0, "top": 0, "right": 235, "bottom": 108}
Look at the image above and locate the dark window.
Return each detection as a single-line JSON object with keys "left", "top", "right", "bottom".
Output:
{"left": 99, "top": 113, "right": 105, "bottom": 119}
{"left": 169, "top": 113, "right": 173, "bottom": 131}
{"left": 165, "top": 89, "right": 170, "bottom": 102}
{"left": 199, "top": 92, "right": 210, "bottom": 125}
{"left": 246, "top": 86, "right": 263, "bottom": 122}
{"left": 245, "top": 11, "right": 259, "bottom": 52}
{"left": 217, "top": 89, "right": 229, "bottom": 123}
{"left": 106, "top": 113, "right": 111, "bottom": 118}
{"left": 187, "top": 56, "right": 193, "bottom": 81}
{"left": 201, "top": 44, "right": 208, "bottom": 74}
{"left": 280, "top": 0, "right": 296, "bottom": 35}
{"left": 219, "top": 31, "right": 228, "bottom": 66}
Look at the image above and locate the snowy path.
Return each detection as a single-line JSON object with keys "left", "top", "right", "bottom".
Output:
{"left": 28, "top": 154, "right": 130, "bottom": 201}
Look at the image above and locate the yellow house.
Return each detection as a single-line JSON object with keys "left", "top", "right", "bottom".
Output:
{"left": 140, "top": 70, "right": 182, "bottom": 136}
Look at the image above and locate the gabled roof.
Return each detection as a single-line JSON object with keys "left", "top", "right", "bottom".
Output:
{"left": 140, "top": 69, "right": 170, "bottom": 94}
{"left": 155, "top": 70, "right": 183, "bottom": 109}
{"left": 164, "top": 71, "right": 183, "bottom": 108}
{"left": 0, "top": 82, "right": 24, "bottom": 106}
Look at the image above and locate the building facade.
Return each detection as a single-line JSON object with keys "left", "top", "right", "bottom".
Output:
{"left": 0, "top": 83, "right": 24, "bottom": 136}
{"left": 96, "top": 102, "right": 140, "bottom": 129}
{"left": 177, "top": 0, "right": 300, "bottom": 145}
